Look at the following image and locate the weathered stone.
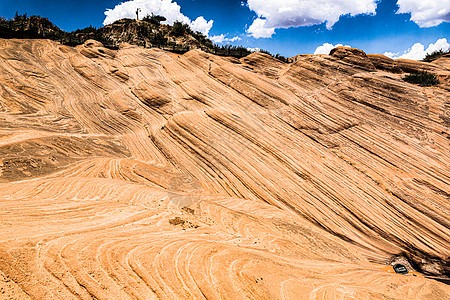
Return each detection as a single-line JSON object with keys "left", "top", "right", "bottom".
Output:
{"left": 0, "top": 39, "right": 448, "bottom": 299}
{"left": 368, "top": 54, "right": 403, "bottom": 73}
{"left": 330, "top": 46, "right": 376, "bottom": 71}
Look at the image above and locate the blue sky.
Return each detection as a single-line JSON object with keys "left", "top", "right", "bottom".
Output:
{"left": 1, "top": 0, "right": 449, "bottom": 59}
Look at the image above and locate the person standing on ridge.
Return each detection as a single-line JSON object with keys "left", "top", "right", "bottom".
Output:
{"left": 136, "top": 8, "right": 141, "bottom": 20}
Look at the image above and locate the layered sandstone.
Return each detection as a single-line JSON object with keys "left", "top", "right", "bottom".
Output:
{"left": 0, "top": 40, "right": 449, "bottom": 299}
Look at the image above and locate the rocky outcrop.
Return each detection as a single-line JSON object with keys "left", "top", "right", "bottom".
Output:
{"left": 0, "top": 15, "right": 210, "bottom": 51}
{"left": 395, "top": 58, "right": 449, "bottom": 74}
{"left": 97, "top": 19, "right": 203, "bottom": 49}
{"left": 330, "top": 46, "right": 376, "bottom": 71}
{"left": 0, "top": 39, "right": 449, "bottom": 299}
{"left": 0, "top": 15, "right": 63, "bottom": 39}
{"left": 432, "top": 52, "right": 450, "bottom": 69}
{"left": 367, "top": 54, "right": 402, "bottom": 73}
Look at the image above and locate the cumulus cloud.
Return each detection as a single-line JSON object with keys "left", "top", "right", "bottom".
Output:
{"left": 397, "top": 0, "right": 450, "bottom": 28}
{"left": 210, "top": 34, "right": 241, "bottom": 43}
{"left": 246, "top": 0, "right": 378, "bottom": 38}
{"left": 313, "top": 42, "right": 352, "bottom": 54}
{"left": 103, "top": 0, "right": 213, "bottom": 35}
{"left": 190, "top": 16, "right": 213, "bottom": 35}
{"left": 247, "top": 47, "right": 261, "bottom": 52}
{"left": 210, "top": 34, "right": 226, "bottom": 43}
{"left": 383, "top": 51, "right": 399, "bottom": 58}
{"left": 248, "top": 18, "right": 275, "bottom": 38}
{"left": 384, "top": 38, "right": 450, "bottom": 60}
{"left": 228, "top": 36, "right": 242, "bottom": 42}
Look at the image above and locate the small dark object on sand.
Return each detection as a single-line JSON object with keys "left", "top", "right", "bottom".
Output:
{"left": 393, "top": 264, "right": 408, "bottom": 274}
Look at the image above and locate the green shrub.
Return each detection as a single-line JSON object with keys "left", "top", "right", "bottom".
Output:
{"left": 402, "top": 71, "right": 439, "bottom": 86}
{"left": 211, "top": 45, "right": 252, "bottom": 58}
{"left": 112, "top": 18, "right": 134, "bottom": 25}
{"left": 170, "top": 21, "right": 191, "bottom": 37}
{"left": 142, "top": 14, "right": 166, "bottom": 25}
{"left": 260, "top": 49, "right": 289, "bottom": 62}
{"left": 0, "top": 16, "right": 7, "bottom": 26}
{"left": 137, "top": 23, "right": 151, "bottom": 37}
{"left": 423, "top": 49, "right": 448, "bottom": 62}
{"left": 73, "top": 25, "right": 98, "bottom": 34}
{"left": 149, "top": 32, "right": 167, "bottom": 46}
{"left": 192, "top": 31, "right": 213, "bottom": 48}
{"left": 274, "top": 53, "right": 288, "bottom": 63}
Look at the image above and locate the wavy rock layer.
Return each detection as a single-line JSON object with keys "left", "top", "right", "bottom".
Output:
{"left": 0, "top": 40, "right": 449, "bottom": 299}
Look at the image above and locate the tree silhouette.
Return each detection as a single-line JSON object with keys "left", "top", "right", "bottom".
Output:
{"left": 142, "top": 14, "right": 167, "bottom": 25}
{"left": 170, "top": 21, "right": 191, "bottom": 37}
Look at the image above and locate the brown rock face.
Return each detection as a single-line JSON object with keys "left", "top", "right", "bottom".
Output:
{"left": 433, "top": 52, "right": 450, "bottom": 69}
{"left": 330, "top": 46, "right": 376, "bottom": 71}
{"left": 0, "top": 39, "right": 449, "bottom": 299}
{"left": 367, "top": 54, "right": 402, "bottom": 73}
{"left": 96, "top": 19, "right": 203, "bottom": 49}
{"left": 395, "top": 58, "right": 446, "bottom": 74}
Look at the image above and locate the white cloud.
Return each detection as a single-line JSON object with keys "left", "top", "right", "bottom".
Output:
{"left": 383, "top": 51, "right": 399, "bottom": 58}
{"left": 248, "top": 18, "right": 275, "bottom": 38}
{"left": 190, "top": 16, "right": 213, "bottom": 35}
{"left": 246, "top": 0, "right": 378, "bottom": 38}
{"left": 396, "top": 43, "right": 426, "bottom": 60}
{"left": 314, "top": 43, "right": 352, "bottom": 54}
{"left": 228, "top": 36, "right": 241, "bottom": 42}
{"left": 314, "top": 43, "right": 341, "bottom": 54}
{"left": 425, "top": 38, "right": 450, "bottom": 54}
{"left": 210, "top": 34, "right": 242, "bottom": 43}
{"left": 210, "top": 35, "right": 226, "bottom": 43}
{"left": 397, "top": 0, "right": 450, "bottom": 28}
{"left": 384, "top": 38, "right": 450, "bottom": 60}
{"left": 247, "top": 47, "right": 261, "bottom": 52}
{"left": 103, "top": 0, "right": 214, "bottom": 35}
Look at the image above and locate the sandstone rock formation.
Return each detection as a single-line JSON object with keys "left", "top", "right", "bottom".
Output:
{"left": 367, "top": 54, "right": 402, "bottom": 73}
{"left": 433, "top": 52, "right": 450, "bottom": 69}
{"left": 0, "top": 41, "right": 449, "bottom": 299}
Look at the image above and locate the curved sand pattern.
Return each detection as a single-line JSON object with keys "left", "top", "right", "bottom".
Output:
{"left": 0, "top": 39, "right": 449, "bottom": 299}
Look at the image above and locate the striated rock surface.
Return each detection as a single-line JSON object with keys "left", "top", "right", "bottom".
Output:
{"left": 0, "top": 39, "right": 449, "bottom": 299}
{"left": 367, "top": 54, "right": 402, "bottom": 73}
{"left": 329, "top": 46, "right": 376, "bottom": 71}
{"left": 433, "top": 52, "right": 450, "bottom": 69}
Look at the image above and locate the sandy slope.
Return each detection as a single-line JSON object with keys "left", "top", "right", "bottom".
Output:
{"left": 0, "top": 39, "right": 449, "bottom": 299}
